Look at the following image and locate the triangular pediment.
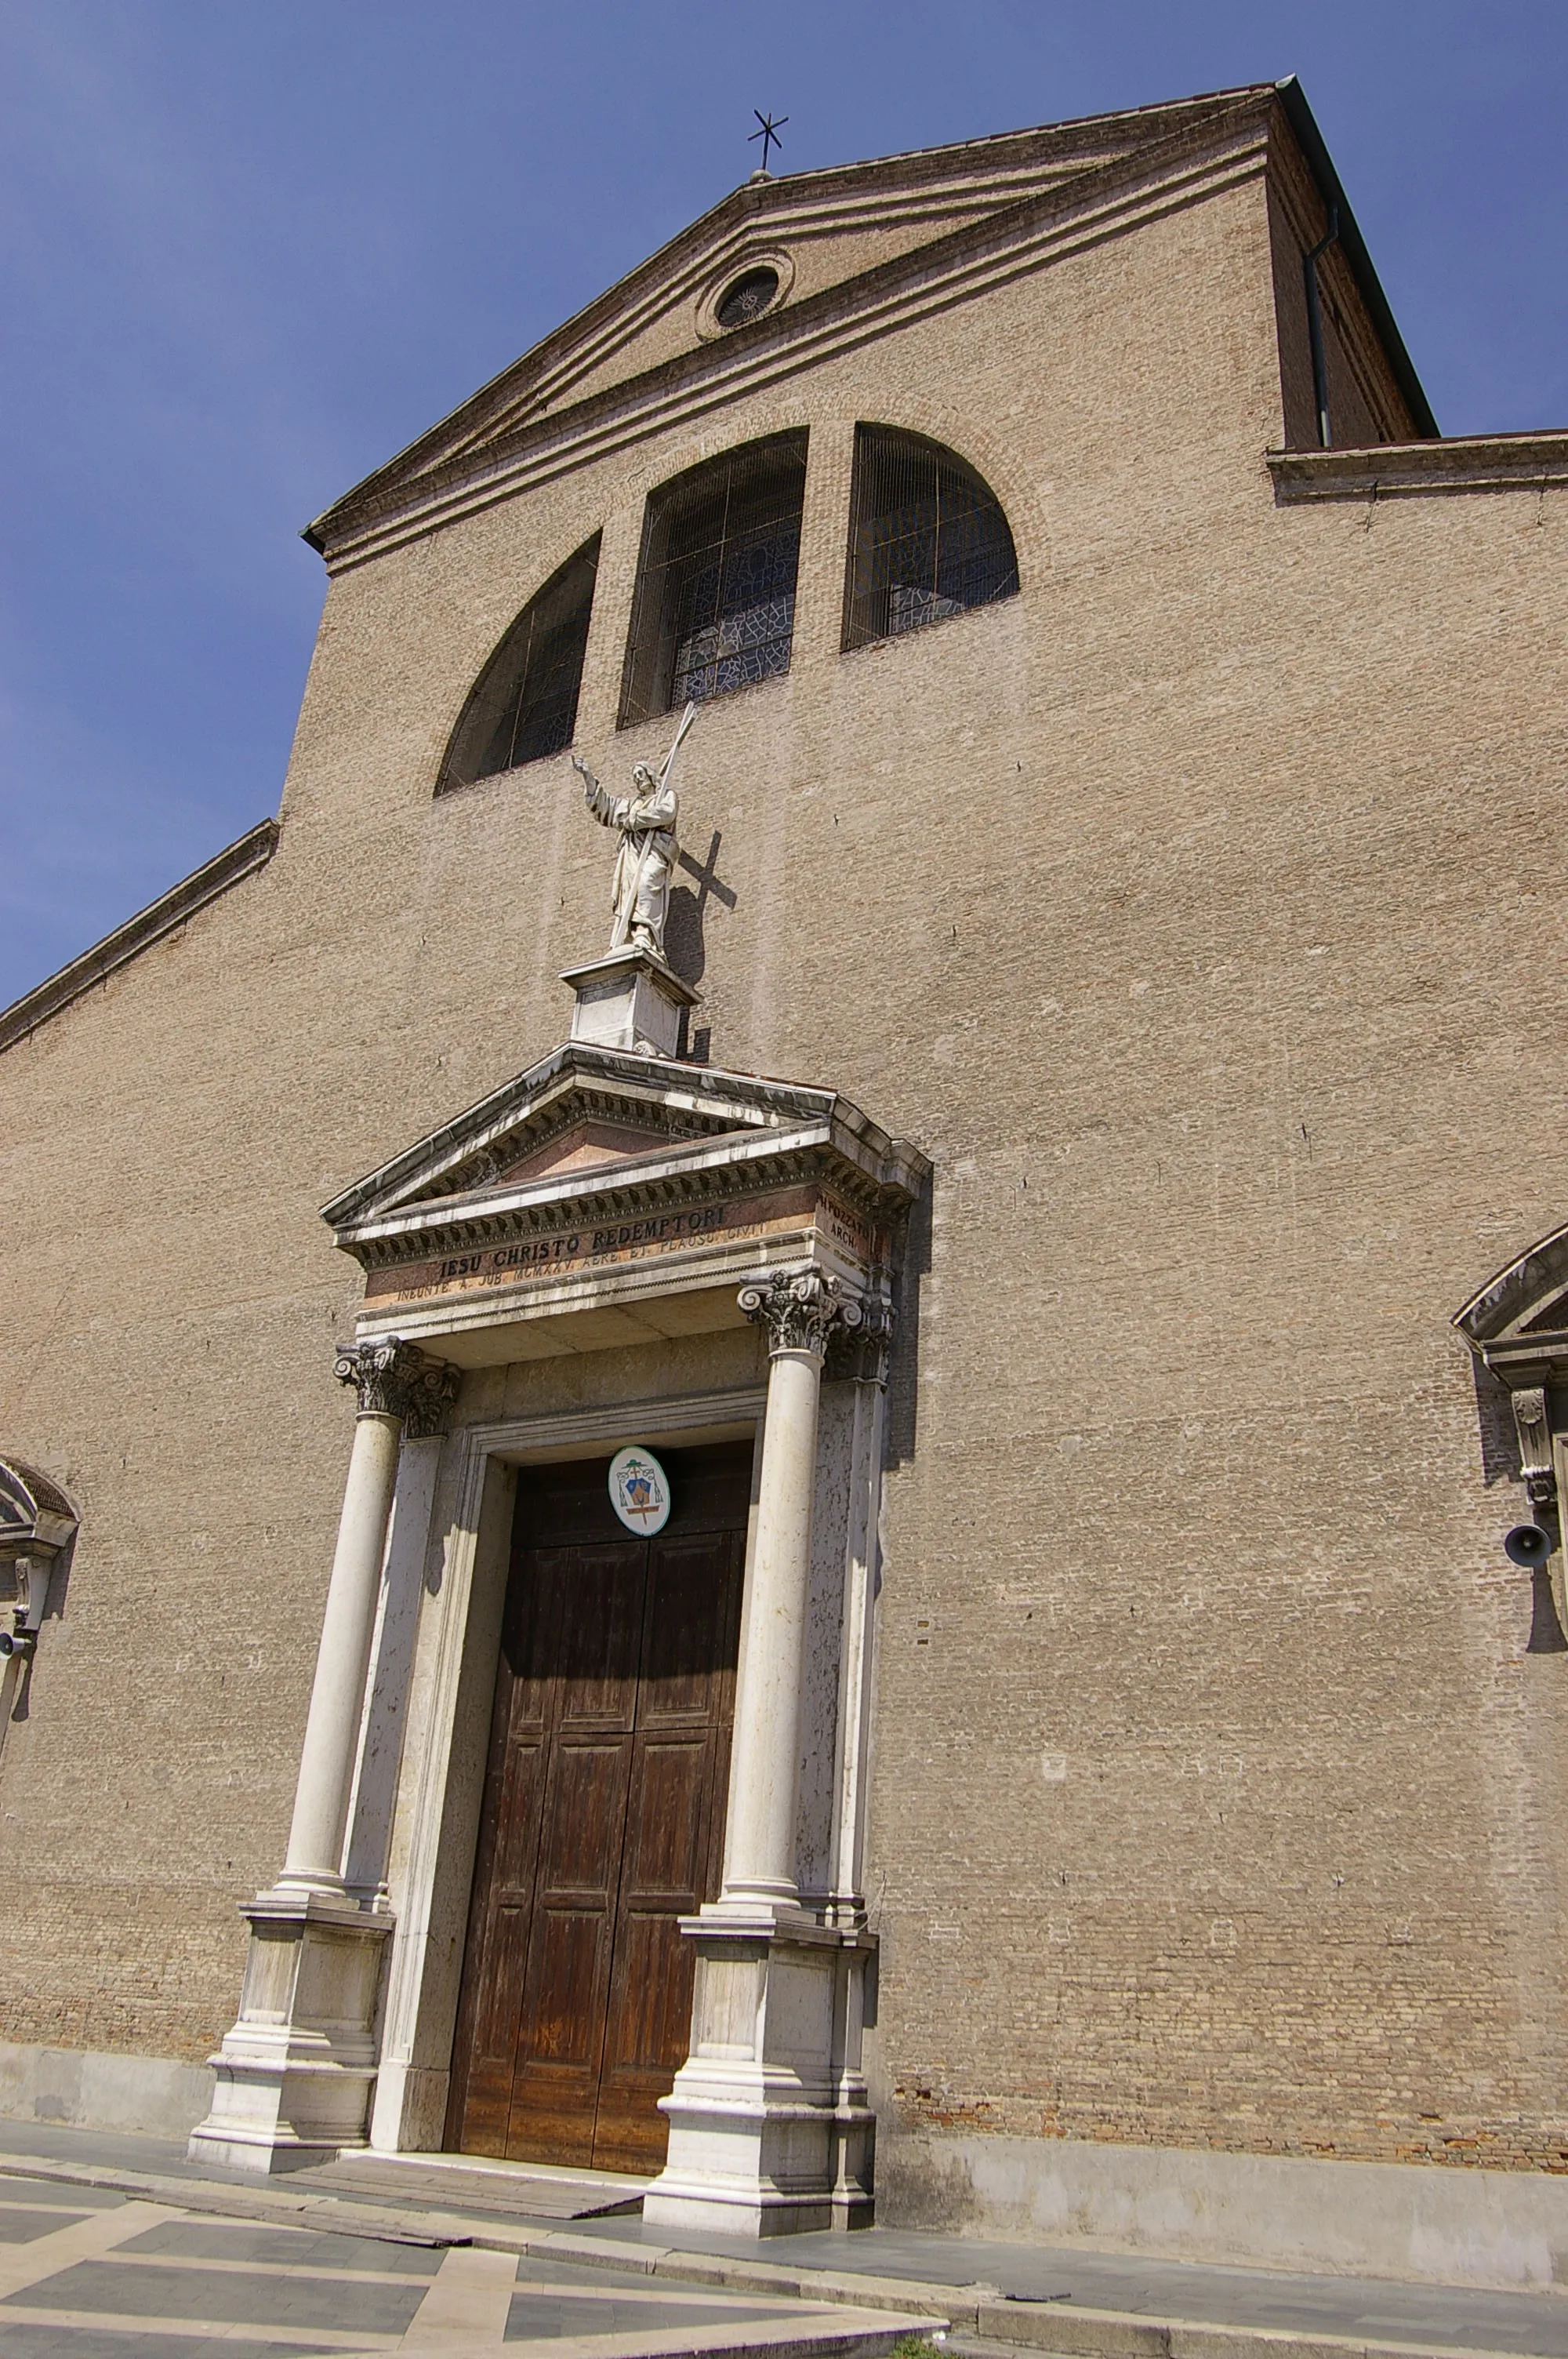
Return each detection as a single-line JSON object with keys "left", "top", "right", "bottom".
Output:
{"left": 1456, "top": 1223, "right": 1568, "bottom": 1373}
{"left": 496, "top": 1115, "right": 690, "bottom": 1186}
{"left": 321, "top": 1040, "right": 924, "bottom": 1259}
{"left": 307, "top": 86, "right": 1279, "bottom": 561}
{"left": 326, "top": 1042, "right": 926, "bottom": 1357}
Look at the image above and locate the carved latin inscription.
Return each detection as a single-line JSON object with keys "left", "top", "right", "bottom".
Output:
{"left": 365, "top": 1186, "right": 873, "bottom": 1307}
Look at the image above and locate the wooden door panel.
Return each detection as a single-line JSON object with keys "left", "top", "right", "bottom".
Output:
{"left": 489, "top": 1736, "right": 546, "bottom": 1894}
{"left": 643, "top": 1536, "right": 737, "bottom": 1709}
{"left": 448, "top": 1446, "right": 750, "bottom": 2169}
{"left": 590, "top": 1910, "right": 695, "bottom": 2172}
{"left": 604, "top": 1911, "right": 692, "bottom": 2068}
{"left": 619, "top": 1732, "right": 710, "bottom": 1897}
{"left": 536, "top": 1736, "right": 634, "bottom": 1897}
{"left": 473, "top": 1903, "right": 532, "bottom": 2065}
{"left": 556, "top": 1544, "right": 644, "bottom": 1713}
{"left": 506, "top": 1728, "right": 634, "bottom": 2157}
{"left": 521, "top": 1906, "right": 610, "bottom": 2066}
{"left": 591, "top": 1524, "right": 743, "bottom": 2172}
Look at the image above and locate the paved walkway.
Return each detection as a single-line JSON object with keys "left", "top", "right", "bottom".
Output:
{"left": 0, "top": 2132, "right": 931, "bottom": 2359}
{"left": 4, "top": 2121, "right": 1568, "bottom": 2359}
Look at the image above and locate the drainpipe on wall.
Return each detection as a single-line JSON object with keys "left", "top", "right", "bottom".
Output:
{"left": 1304, "top": 207, "right": 1341, "bottom": 449}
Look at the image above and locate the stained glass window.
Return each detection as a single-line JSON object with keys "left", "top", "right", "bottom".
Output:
{"left": 620, "top": 434, "right": 808, "bottom": 725}
{"left": 842, "top": 427, "right": 1018, "bottom": 651}
{"left": 437, "top": 537, "right": 600, "bottom": 792}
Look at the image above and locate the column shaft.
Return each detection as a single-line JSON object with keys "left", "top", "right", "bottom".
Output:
{"left": 724, "top": 1346, "right": 824, "bottom": 1906}
{"left": 280, "top": 1408, "right": 402, "bottom": 1892}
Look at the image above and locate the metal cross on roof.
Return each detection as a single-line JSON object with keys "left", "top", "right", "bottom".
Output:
{"left": 749, "top": 111, "right": 787, "bottom": 173}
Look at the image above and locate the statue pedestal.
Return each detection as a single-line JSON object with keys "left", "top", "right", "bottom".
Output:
{"left": 561, "top": 948, "right": 699, "bottom": 1058}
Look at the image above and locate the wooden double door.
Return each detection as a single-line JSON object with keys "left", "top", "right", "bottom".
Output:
{"left": 445, "top": 1441, "right": 750, "bottom": 2172}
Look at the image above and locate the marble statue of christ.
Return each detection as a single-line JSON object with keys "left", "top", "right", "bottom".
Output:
{"left": 572, "top": 704, "right": 695, "bottom": 960}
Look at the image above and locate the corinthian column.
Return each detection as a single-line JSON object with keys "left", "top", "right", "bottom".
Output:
{"left": 189, "top": 1336, "right": 459, "bottom": 2173}
{"left": 276, "top": 1340, "right": 459, "bottom": 1899}
{"left": 723, "top": 1270, "right": 862, "bottom": 1912}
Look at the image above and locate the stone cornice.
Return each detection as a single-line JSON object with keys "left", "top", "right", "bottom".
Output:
{"left": 0, "top": 820, "right": 281, "bottom": 1057}
{"left": 312, "top": 99, "right": 1276, "bottom": 574}
{"left": 1269, "top": 431, "right": 1568, "bottom": 503}
{"left": 343, "top": 1134, "right": 870, "bottom": 1274}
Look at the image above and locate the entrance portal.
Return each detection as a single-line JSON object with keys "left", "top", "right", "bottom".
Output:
{"left": 445, "top": 1441, "right": 750, "bottom": 2171}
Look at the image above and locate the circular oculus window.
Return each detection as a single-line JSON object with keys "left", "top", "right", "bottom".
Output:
{"left": 714, "top": 265, "right": 781, "bottom": 329}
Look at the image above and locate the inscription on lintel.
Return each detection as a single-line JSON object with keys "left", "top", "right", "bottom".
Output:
{"left": 365, "top": 1186, "right": 873, "bottom": 1307}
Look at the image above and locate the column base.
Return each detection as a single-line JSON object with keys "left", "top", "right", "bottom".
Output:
{"left": 187, "top": 1888, "right": 394, "bottom": 2175}
{"left": 642, "top": 1907, "right": 876, "bottom": 2237}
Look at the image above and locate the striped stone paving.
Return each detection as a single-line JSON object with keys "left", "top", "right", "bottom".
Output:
{"left": 0, "top": 2173, "right": 927, "bottom": 2357}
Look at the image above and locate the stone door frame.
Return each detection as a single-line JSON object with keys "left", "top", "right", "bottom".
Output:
{"left": 367, "top": 1383, "right": 768, "bottom": 2157}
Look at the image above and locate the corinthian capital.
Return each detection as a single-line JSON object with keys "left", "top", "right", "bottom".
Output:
{"left": 334, "top": 1339, "right": 460, "bottom": 1434}
{"left": 739, "top": 1269, "right": 863, "bottom": 1360}
{"left": 826, "top": 1294, "right": 895, "bottom": 1386}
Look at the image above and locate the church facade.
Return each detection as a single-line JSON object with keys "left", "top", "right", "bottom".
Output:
{"left": 5, "top": 78, "right": 1568, "bottom": 2282}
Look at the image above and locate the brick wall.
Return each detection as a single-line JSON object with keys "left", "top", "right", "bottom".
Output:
{"left": 4, "top": 107, "right": 1568, "bottom": 2181}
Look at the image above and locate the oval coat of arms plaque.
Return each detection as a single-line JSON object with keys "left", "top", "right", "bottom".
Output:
{"left": 607, "top": 1444, "right": 671, "bottom": 1536}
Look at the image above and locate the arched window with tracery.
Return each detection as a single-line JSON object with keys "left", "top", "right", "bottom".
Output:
{"left": 842, "top": 425, "right": 1018, "bottom": 651}
{"left": 619, "top": 431, "right": 808, "bottom": 725}
{"left": 437, "top": 536, "right": 600, "bottom": 793}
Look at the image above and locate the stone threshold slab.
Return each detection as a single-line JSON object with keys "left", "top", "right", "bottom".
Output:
{"left": 1, "top": 2152, "right": 1563, "bottom": 2359}
{"left": 303, "top": 2150, "right": 648, "bottom": 2219}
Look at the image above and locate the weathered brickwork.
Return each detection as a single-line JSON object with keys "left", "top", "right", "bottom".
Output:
{"left": 3, "top": 88, "right": 1567, "bottom": 2189}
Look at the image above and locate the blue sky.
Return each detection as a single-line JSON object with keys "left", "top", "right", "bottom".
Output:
{"left": 2, "top": 2, "right": 1564, "bottom": 1006}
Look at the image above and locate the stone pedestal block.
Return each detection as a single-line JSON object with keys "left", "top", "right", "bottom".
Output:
{"left": 643, "top": 1907, "right": 876, "bottom": 2235}
{"left": 186, "top": 1890, "right": 392, "bottom": 2173}
{"left": 561, "top": 948, "right": 699, "bottom": 1058}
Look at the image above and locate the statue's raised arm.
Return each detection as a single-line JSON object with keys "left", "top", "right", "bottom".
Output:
{"left": 572, "top": 752, "right": 620, "bottom": 833}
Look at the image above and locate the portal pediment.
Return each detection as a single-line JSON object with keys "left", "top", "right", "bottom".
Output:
{"left": 324, "top": 1041, "right": 927, "bottom": 1363}
{"left": 323, "top": 1044, "right": 858, "bottom": 1230}
{"left": 1455, "top": 1223, "right": 1568, "bottom": 1386}
{"left": 0, "top": 1458, "right": 76, "bottom": 1550}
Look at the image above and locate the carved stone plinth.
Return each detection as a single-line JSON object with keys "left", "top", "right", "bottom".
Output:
{"left": 561, "top": 947, "right": 699, "bottom": 1059}
{"left": 187, "top": 1890, "right": 392, "bottom": 2173}
{"left": 643, "top": 1909, "right": 876, "bottom": 2236}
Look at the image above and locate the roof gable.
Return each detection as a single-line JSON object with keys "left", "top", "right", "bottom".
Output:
{"left": 307, "top": 85, "right": 1283, "bottom": 565}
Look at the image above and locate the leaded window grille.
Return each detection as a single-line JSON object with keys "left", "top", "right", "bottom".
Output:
{"left": 437, "top": 536, "right": 600, "bottom": 792}
{"left": 842, "top": 426, "right": 1018, "bottom": 652}
{"left": 619, "top": 432, "right": 808, "bottom": 726}
{"left": 716, "top": 267, "right": 780, "bottom": 328}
